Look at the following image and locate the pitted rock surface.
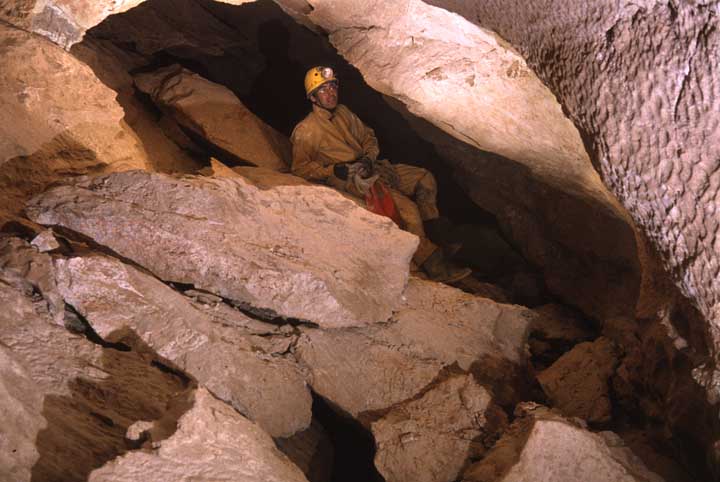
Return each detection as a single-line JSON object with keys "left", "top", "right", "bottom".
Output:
{"left": 27, "top": 170, "right": 418, "bottom": 328}
{"left": 89, "top": 388, "right": 310, "bottom": 482}
{"left": 428, "top": 0, "right": 720, "bottom": 384}
{"left": 54, "top": 253, "right": 312, "bottom": 438}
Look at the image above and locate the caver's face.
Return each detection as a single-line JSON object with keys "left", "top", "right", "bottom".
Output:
{"left": 312, "top": 81, "right": 338, "bottom": 110}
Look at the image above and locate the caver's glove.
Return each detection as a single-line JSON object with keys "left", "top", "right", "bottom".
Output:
{"left": 333, "top": 163, "right": 350, "bottom": 181}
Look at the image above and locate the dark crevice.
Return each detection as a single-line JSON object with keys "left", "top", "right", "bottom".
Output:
{"left": 311, "top": 392, "right": 385, "bottom": 482}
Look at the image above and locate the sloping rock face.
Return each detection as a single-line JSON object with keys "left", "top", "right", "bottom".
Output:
{"left": 54, "top": 253, "right": 312, "bottom": 437}
{"left": 429, "top": 0, "right": 720, "bottom": 392}
{"left": 0, "top": 23, "right": 148, "bottom": 225}
{"left": 134, "top": 65, "right": 291, "bottom": 171}
{"left": 27, "top": 170, "right": 418, "bottom": 327}
{"left": 0, "top": 0, "right": 254, "bottom": 48}
{"left": 462, "top": 405, "right": 664, "bottom": 482}
{"left": 295, "top": 277, "right": 534, "bottom": 417}
{"left": 372, "top": 374, "right": 499, "bottom": 482}
{"left": 89, "top": 388, "right": 309, "bottom": 482}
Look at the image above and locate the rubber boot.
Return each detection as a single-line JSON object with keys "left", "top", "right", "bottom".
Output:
{"left": 422, "top": 249, "right": 472, "bottom": 284}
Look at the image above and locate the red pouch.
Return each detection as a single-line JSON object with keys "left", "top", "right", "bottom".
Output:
{"left": 365, "top": 181, "right": 404, "bottom": 227}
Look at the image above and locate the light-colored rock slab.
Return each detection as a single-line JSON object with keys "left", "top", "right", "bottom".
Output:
{"left": 89, "top": 388, "right": 309, "bottom": 482}
{"left": 0, "top": 23, "right": 148, "bottom": 224}
{"left": 295, "top": 277, "right": 533, "bottom": 416}
{"left": 27, "top": 170, "right": 418, "bottom": 328}
{"left": 54, "top": 253, "right": 311, "bottom": 437}
{"left": 462, "top": 405, "right": 664, "bottom": 482}
{"left": 537, "top": 337, "right": 619, "bottom": 424}
{"left": 372, "top": 374, "right": 496, "bottom": 482}
{"left": 135, "top": 64, "right": 291, "bottom": 171}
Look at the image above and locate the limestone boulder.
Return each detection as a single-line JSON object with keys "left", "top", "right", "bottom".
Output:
{"left": 0, "top": 23, "right": 148, "bottom": 225}
{"left": 27, "top": 170, "right": 418, "bottom": 328}
{"left": 372, "top": 374, "right": 504, "bottom": 482}
{"left": 134, "top": 65, "right": 291, "bottom": 171}
{"left": 537, "top": 337, "right": 620, "bottom": 424}
{"left": 54, "top": 253, "right": 312, "bottom": 437}
{"left": 462, "top": 404, "right": 664, "bottom": 482}
{"left": 89, "top": 388, "right": 309, "bottom": 482}
{"left": 294, "top": 277, "right": 533, "bottom": 416}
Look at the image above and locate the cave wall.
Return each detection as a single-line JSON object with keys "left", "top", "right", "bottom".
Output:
{"left": 423, "top": 0, "right": 720, "bottom": 389}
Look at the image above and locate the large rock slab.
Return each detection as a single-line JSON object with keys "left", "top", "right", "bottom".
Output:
{"left": 134, "top": 64, "right": 291, "bottom": 171}
{"left": 89, "top": 388, "right": 309, "bottom": 482}
{"left": 27, "top": 170, "right": 418, "bottom": 328}
{"left": 462, "top": 404, "right": 664, "bottom": 482}
{"left": 0, "top": 23, "right": 148, "bottom": 225}
{"left": 372, "top": 374, "right": 502, "bottom": 482}
{"left": 295, "top": 277, "right": 533, "bottom": 417}
{"left": 54, "top": 253, "right": 312, "bottom": 437}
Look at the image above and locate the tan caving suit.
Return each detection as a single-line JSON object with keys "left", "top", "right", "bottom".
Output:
{"left": 291, "top": 103, "right": 440, "bottom": 265}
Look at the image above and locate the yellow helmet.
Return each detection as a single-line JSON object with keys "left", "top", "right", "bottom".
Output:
{"left": 304, "top": 66, "right": 338, "bottom": 98}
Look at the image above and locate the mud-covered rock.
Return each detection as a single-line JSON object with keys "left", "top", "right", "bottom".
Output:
{"left": 462, "top": 404, "right": 664, "bottom": 482}
{"left": 27, "top": 170, "right": 418, "bottom": 328}
{"left": 135, "top": 65, "right": 291, "bottom": 171}
{"left": 537, "top": 337, "right": 619, "bottom": 424}
{"left": 372, "top": 374, "right": 504, "bottom": 482}
{"left": 89, "top": 388, "right": 309, "bottom": 482}
{"left": 54, "top": 253, "right": 311, "bottom": 437}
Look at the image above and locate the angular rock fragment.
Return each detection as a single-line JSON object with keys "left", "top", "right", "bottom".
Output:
{"left": 54, "top": 253, "right": 312, "bottom": 437}
{"left": 135, "top": 65, "right": 291, "bottom": 171}
{"left": 462, "top": 404, "right": 664, "bottom": 482}
{"left": 537, "top": 337, "right": 619, "bottom": 424}
{"left": 27, "top": 170, "right": 418, "bottom": 328}
{"left": 372, "top": 374, "right": 503, "bottom": 482}
{"left": 295, "top": 278, "right": 533, "bottom": 416}
{"left": 89, "top": 388, "right": 310, "bottom": 482}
